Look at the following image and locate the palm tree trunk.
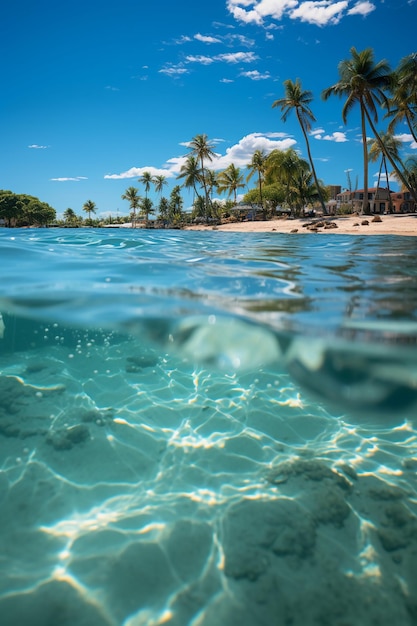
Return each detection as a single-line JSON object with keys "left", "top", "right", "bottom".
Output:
{"left": 360, "top": 102, "right": 370, "bottom": 214}
{"left": 364, "top": 107, "right": 417, "bottom": 205}
{"left": 298, "top": 112, "right": 327, "bottom": 215}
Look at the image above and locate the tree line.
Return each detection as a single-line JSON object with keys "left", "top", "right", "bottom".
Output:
{"left": 2, "top": 47, "right": 416, "bottom": 227}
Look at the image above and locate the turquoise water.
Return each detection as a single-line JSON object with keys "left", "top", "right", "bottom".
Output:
{"left": 1, "top": 227, "right": 417, "bottom": 625}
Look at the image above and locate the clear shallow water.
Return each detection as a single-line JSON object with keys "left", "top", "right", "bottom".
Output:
{"left": 1, "top": 227, "right": 417, "bottom": 626}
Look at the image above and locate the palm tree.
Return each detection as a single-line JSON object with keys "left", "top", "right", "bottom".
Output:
{"left": 82, "top": 200, "right": 97, "bottom": 223}
{"left": 139, "top": 171, "right": 154, "bottom": 199}
{"left": 188, "top": 134, "right": 217, "bottom": 217}
{"left": 273, "top": 78, "right": 326, "bottom": 215}
{"left": 368, "top": 132, "right": 402, "bottom": 213}
{"left": 322, "top": 47, "right": 391, "bottom": 214}
{"left": 139, "top": 197, "right": 154, "bottom": 226}
{"left": 385, "top": 53, "right": 417, "bottom": 144}
{"left": 63, "top": 208, "right": 78, "bottom": 225}
{"left": 121, "top": 186, "right": 141, "bottom": 226}
{"left": 265, "top": 148, "right": 310, "bottom": 213}
{"left": 247, "top": 150, "right": 267, "bottom": 213}
{"left": 217, "top": 164, "right": 245, "bottom": 205}
{"left": 154, "top": 174, "right": 168, "bottom": 198}
{"left": 177, "top": 155, "right": 203, "bottom": 202}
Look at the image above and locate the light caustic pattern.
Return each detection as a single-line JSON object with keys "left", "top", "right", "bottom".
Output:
{"left": 0, "top": 326, "right": 416, "bottom": 626}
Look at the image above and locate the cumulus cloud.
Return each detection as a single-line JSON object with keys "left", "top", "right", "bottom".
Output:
{"left": 194, "top": 33, "right": 222, "bottom": 43}
{"left": 105, "top": 132, "right": 297, "bottom": 181}
{"left": 394, "top": 133, "right": 417, "bottom": 150}
{"left": 239, "top": 69, "right": 271, "bottom": 80}
{"left": 227, "top": 0, "right": 375, "bottom": 26}
{"left": 290, "top": 1, "right": 349, "bottom": 26}
{"left": 313, "top": 130, "right": 348, "bottom": 142}
{"left": 104, "top": 166, "right": 176, "bottom": 180}
{"left": 28, "top": 144, "right": 49, "bottom": 149}
{"left": 347, "top": 1, "right": 375, "bottom": 16}
{"left": 50, "top": 176, "right": 88, "bottom": 182}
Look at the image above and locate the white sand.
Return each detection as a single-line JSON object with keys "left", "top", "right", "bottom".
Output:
{"left": 186, "top": 213, "right": 417, "bottom": 236}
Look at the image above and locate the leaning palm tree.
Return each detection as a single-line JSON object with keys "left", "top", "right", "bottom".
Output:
{"left": 82, "top": 199, "right": 97, "bottom": 223}
{"left": 188, "top": 134, "right": 217, "bottom": 216}
{"left": 322, "top": 47, "right": 391, "bottom": 214}
{"left": 247, "top": 149, "right": 267, "bottom": 214}
{"left": 385, "top": 52, "right": 417, "bottom": 144}
{"left": 273, "top": 78, "right": 327, "bottom": 215}
{"left": 139, "top": 171, "right": 154, "bottom": 199}
{"left": 217, "top": 164, "right": 245, "bottom": 205}
{"left": 121, "top": 186, "right": 141, "bottom": 227}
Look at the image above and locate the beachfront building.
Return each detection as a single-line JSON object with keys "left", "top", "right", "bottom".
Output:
{"left": 336, "top": 187, "right": 391, "bottom": 213}
{"left": 390, "top": 191, "right": 417, "bottom": 213}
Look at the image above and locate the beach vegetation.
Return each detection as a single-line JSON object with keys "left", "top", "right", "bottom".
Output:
{"left": 246, "top": 150, "right": 268, "bottom": 215}
{"left": 273, "top": 78, "right": 327, "bottom": 215}
{"left": 121, "top": 186, "right": 142, "bottom": 227}
{"left": 216, "top": 164, "right": 245, "bottom": 205}
{"left": 322, "top": 47, "right": 391, "bottom": 214}
{"left": 82, "top": 199, "right": 97, "bottom": 224}
{"left": 0, "top": 190, "right": 56, "bottom": 227}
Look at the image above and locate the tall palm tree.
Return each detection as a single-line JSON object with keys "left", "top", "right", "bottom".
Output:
{"left": 247, "top": 149, "right": 267, "bottom": 212}
{"left": 188, "top": 134, "right": 217, "bottom": 215}
{"left": 322, "top": 47, "right": 391, "bottom": 214}
{"left": 121, "top": 186, "right": 141, "bottom": 226}
{"left": 82, "top": 200, "right": 97, "bottom": 223}
{"left": 139, "top": 171, "right": 154, "bottom": 199}
{"left": 217, "top": 164, "right": 245, "bottom": 205}
{"left": 154, "top": 174, "right": 168, "bottom": 197}
{"left": 273, "top": 78, "right": 327, "bottom": 214}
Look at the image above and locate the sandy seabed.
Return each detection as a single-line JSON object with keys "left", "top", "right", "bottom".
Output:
{"left": 186, "top": 213, "right": 417, "bottom": 236}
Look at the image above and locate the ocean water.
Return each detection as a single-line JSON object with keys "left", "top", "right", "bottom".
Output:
{"left": 0, "top": 227, "right": 417, "bottom": 626}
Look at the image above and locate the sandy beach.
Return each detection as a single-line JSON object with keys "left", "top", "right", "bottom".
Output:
{"left": 186, "top": 213, "right": 417, "bottom": 236}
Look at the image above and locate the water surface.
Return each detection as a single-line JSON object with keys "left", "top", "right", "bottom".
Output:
{"left": 1, "top": 228, "right": 416, "bottom": 625}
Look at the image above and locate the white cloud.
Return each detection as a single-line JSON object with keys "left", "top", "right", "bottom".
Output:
{"left": 194, "top": 33, "right": 222, "bottom": 43}
{"left": 347, "top": 1, "right": 375, "bottom": 16}
{"left": 105, "top": 85, "right": 119, "bottom": 91}
{"left": 290, "top": 1, "right": 349, "bottom": 26}
{"left": 394, "top": 133, "right": 417, "bottom": 150}
{"left": 314, "top": 130, "right": 348, "bottom": 142}
{"left": 159, "top": 65, "right": 189, "bottom": 77}
{"left": 104, "top": 166, "right": 176, "bottom": 180}
{"left": 220, "top": 77, "right": 234, "bottom": 83}
{"left": 185, "top": 55, "right": 215, "bottom": 65}
{"left": 28, "top": 144, "right": 49, "bottom": 149}
{"left": 227, "top": 0, "right": 375, "bottom": 26}
{"left": 239, "top": 69, "right": 271, "bottom": 80}
{"left": 50, "top": 176, "right": 87, "bottom": 182}
{"left": 105, "top": 132, "right": 297, "bottom": 181}
{"left": 209, "top": 132, "right": 297, "bottom": 170}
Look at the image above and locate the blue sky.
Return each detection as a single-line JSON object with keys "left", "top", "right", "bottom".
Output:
{"left": 1, "top": 0, "right": 416, "bottom": 218}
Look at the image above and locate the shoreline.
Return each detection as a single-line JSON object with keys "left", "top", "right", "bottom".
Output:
{"left": 185, "top": 213, "right": 417, "bottom": 236}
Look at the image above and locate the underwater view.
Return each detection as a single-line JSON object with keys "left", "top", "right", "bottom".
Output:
{"left": 1, "top": 227, "right": 417, "bottom": 626}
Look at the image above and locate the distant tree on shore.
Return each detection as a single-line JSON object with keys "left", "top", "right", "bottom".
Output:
{"left": 217, "top": 164, "right": 245, "bottom": 205}
{"left": 121, "top": 187, "right": 141, "bottom": 226}
{"left": 82, "top": 199, "right": 97, "bottom": 223}
{"left": 0, "top": 190, "right": 56, "bottom": 227}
